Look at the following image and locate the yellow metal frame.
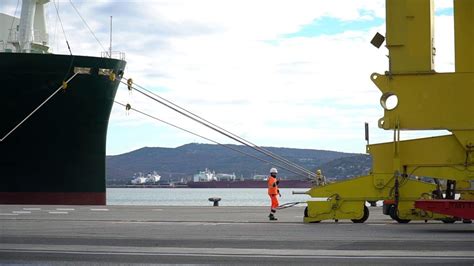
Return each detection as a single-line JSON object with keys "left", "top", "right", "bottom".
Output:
{"left": 304, "top": 175, "right": 447, "bottom": 223}
{"left": 305, "top": 0, "right": 474, "bottom": 223}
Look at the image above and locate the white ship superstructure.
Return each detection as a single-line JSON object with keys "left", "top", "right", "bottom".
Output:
{"left": 131, "top": 172, "right": 161, "bottom": 184}
{"left": 193, "top": 169, "right": 217, "bottom": 182}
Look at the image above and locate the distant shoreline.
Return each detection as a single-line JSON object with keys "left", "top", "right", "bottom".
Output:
{"left": 107, "top": 185, "right": 189, "bottom": 188}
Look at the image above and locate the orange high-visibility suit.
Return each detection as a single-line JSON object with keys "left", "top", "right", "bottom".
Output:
{"left": 268, "top": 176, "right": 279, "bottom": 213}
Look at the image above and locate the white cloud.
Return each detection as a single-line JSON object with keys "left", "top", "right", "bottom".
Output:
{"left": 0, "top": 0, "right": 455, "bottom": 155}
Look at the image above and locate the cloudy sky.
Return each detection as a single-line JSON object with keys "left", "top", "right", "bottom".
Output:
{"left": 1, "top": 0, "right": 454, "bottom": 155}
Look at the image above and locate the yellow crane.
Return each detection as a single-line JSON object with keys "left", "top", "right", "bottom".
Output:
{"left": 304, "top": 0, "right": 474, "bottom": 223}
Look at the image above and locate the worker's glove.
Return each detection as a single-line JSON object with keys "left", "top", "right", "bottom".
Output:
{"left": 276, "top": 180, "right": 280, "bottom": 185}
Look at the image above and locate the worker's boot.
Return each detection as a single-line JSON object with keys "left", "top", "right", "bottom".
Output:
{"left": 268, "top": 213, "right": 278, "bottom": 221}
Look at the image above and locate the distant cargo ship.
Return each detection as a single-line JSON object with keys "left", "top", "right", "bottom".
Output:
{"left": 0, "top": 1, "right": 126, "bottom": 205}
{"left": 130, "top": 172, "right": 162, "bottom": 185}
{"left": 186, "top": 179, "right": 313, "bottom": 188}
{"left": 187, "top": 169, "right": 313, "bottom": 188}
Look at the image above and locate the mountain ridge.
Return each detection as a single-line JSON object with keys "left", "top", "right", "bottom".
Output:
{"left": 106, "top": 143, "right": 372, "bottom": 184}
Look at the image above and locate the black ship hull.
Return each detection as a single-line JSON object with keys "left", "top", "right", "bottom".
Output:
{"left": 0, "top": 53, "right": 126, "bottom": 205}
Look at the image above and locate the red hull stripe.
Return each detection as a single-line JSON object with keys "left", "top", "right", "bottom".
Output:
{"left": 415, "top": 199, "right": 474, "bottom": 219}
{"left": 0, "top": 192, "right": 105, "bottom": 205}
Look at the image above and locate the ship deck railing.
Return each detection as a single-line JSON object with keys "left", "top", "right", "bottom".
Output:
{"left": 101, "top": 51, "right": 125, "bottom": 60}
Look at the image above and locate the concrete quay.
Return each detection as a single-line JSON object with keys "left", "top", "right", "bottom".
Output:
{"left": 0, "top": 205, "right": 473, "bottom": 265}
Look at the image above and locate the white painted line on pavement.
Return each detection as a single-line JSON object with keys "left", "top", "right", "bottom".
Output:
{"left": 3, "top": 249, "right": 474, "bottom": 261}
{"left": 23, "top": 208, "right": 41, "bottom": 211}
{"left": 90, "top": 208, "right": 109, "bottom": 211}
{"left": 48, "top": 211, "right": 68, "bottom": 214}
{"left": 2, "top": 244, "right": 474, "bottom": 259}
{"left": 56, "top": 208, "right": 75, "bottom": 211}
{"left": 0, "top": 213, "right": 19, "bottom": 216}
{"left": 12, "top": 211, "right": 31, "bottom": 214}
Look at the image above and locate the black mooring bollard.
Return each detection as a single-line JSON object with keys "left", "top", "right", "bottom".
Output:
{"left": 208, "top": 197, "right": 221, "bottom": 206}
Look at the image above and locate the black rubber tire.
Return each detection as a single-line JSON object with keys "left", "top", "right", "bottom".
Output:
{"left": 389, "top": 206, "right": 411, "bottom": 224}
{"left": 441, "top": 217, "right": 456, "bottom": 224}
{"left": 388, "top": 205, "right": 397, "bottom": 220}
{"left": 304, "top": 207, "right": 321, "bottom": 223}
{"left": 351, "top": 205, "right": 369, "bottom": 223}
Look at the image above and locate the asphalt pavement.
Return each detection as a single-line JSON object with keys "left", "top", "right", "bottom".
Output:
{"left": 0, "top": 205, "right": 473, "bottom": 265}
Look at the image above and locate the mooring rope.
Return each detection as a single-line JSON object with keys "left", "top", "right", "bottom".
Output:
{"left": 120, "top": 77, "right": 317, "bottom": 179}
{"left": 0, "top": 73, "right": 78, "bottom": 142}
{"left": 113, "top": 100, "right": 313, "bottom": 178}
{"left": 276, "top": 201, "right": 306, "bottom": 210}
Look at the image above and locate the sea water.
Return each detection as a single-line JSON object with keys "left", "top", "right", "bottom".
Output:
{"left": 107, "top": 188, "right": 311, "bottom": 206}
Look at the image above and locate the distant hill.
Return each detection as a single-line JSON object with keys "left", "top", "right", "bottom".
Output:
{"left": 106, "top": 143, "right": 371, "bottom": 185}
{"left": 317, "top": 154, "right": 372, "bottom": 179}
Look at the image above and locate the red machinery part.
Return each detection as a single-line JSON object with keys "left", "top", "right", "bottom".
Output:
{"left": 415, "top": 200, "right": 474, "bottom": 220}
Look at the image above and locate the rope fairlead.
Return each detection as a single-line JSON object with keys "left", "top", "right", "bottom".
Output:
{"left": 109, "top": 71, "right": 116, "bottom": 81}
{"left": 62, "top": 80, "right": 68, "bottom": 90}
{"left": 125, "top": 103, "right": 131, "bottom": 115}
{"left": 127, "top": 78, "right": 133, "bottom": 92}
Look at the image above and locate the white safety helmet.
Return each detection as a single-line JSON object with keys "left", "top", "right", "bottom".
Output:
{"left": 269, "top": 168, "right": 278, "bottom": 174}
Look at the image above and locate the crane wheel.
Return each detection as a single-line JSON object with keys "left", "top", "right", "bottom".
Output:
{"left": 441, "top": 217, "right": 457, "bottom": 224}
{"left": 351, "top": 205, "right": 369, "bottom": 223}
{"left": 389, "top": 206, "right": 411, "bottom": 224}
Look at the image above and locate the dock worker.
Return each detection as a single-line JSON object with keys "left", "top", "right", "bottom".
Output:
{"left": 268, "top": 167, "right": 281, "bottom": 221}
